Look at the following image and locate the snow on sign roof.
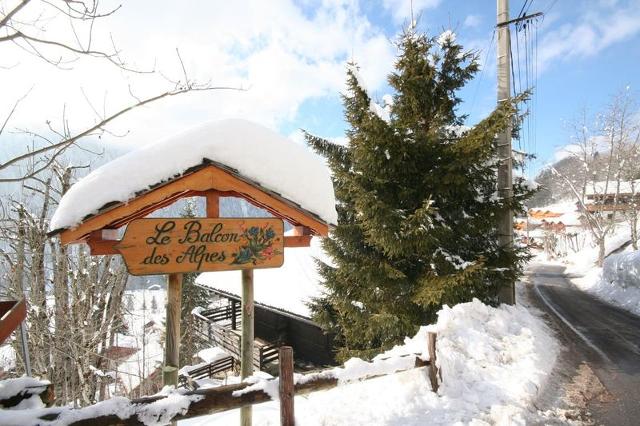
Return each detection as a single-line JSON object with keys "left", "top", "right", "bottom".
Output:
{"left": 196, "top": 235, "right": 329, "bottom": 319}
{"left": 49, "top": 119, "right": 338, "bottom": 232}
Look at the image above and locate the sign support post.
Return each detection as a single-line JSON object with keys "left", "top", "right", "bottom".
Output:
{"left": 163, "top": 273, "right": 183, "bottom": 387}
{"left": 240, "top": 268, "right": 254, "bottom": 426}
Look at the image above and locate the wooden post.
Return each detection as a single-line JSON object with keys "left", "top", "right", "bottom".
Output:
{"left": 240, "top": 268, "right": 254, "bottom": 426}
{"left": 279, "top": 346, "right": 294, "bottom": 426}
{"left": 427, "top": 332, "right": 439, "bottom": 392}
{"left": 206, "top": 191, "right": 220, "bottom": 218}
{"left": 164, "top": 273, "right": 183, "bottom": 387}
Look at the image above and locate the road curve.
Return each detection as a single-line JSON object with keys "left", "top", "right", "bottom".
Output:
{"left": 528, "top": 263, "right": 640, "bottom": 426}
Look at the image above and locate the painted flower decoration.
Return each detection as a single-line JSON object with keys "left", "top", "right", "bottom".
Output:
{"left": 231, "top": 224, "right": 282, "bottom": 265}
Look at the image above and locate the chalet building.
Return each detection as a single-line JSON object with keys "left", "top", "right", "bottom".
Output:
{"left": 193, "top": 235, "right": 336, "bottom": 372}
{"left": 584, "top": 180, "right": 640, "bottom": 212}
{"left": 517, "top": 204, "right": 583, "bottom": 256}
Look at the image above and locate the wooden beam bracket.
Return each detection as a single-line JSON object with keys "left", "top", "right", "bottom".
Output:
{"left": 87, "top": 230, "right": 120, "bottom": 256}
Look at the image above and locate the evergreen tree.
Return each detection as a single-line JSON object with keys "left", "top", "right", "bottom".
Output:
{"left": 306, "top": 29, "right": 532, "bottom": 360}
{"left": 179, "top": 199, "right": 211, "bottom": 366}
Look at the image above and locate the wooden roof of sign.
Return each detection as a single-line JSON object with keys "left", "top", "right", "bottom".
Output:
{"left": 51, "top": 161, "right": 329, "bottom": 253}
{"left": 49, "top": 120, "right": 336, "bottom": 252}
{"left": 52, "top": 160, "right": 329, "bottom": 243}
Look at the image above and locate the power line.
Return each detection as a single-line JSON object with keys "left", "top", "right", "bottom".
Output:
{"left": 544, "top": 0, "right": 559, "bottom": 15}
{"left": 469, "top": 29, "right": 496, "bottom": 117}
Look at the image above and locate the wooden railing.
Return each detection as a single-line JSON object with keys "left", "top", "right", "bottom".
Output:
{"left": 193, "top": 310, "right": 279, "bottom": 370}
{"left": 199, "top": 303, "right": 241, "bottom": 329}
{"left": 178, "top": 356, "right": 236, "bottom": 389}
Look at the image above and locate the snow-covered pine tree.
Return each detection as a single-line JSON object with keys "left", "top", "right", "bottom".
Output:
{"left": 306, "top": 29, "right": 532, "bottom": 360}
{"left": 179, "top": 199, "right": 211, "bottom": 366}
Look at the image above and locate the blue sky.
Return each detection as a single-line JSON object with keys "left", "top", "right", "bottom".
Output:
{"left": 286, "top": 0, "right": 640, "bottom": 176}
{"left": 2, "top": 0, "right": 640, "bottom": 179}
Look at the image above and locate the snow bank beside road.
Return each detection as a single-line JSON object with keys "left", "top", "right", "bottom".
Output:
{"left": 547, "top": 222, "right": 640, "bottom": 316}
{"left": 185, "top": 299, "right": 559, "bottom": 425}
{"left": 573, "top": 250, "right": 640, "bottom": 317}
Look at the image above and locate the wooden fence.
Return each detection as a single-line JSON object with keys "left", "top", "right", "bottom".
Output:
{"left": 33, "top": 332, "right": 439, "bottom": 426}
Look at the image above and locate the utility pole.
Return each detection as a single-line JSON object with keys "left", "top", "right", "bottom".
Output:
{"left": 497, "top": 0, "right": 515, "bottom": 305}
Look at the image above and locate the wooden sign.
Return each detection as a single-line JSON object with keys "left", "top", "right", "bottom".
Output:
{"left": 115, "top": 218, "right": 284, "bottom": 275}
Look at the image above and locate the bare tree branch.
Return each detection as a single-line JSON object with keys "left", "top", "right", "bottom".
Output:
{"left": 1, "top": 87, "right": 33, "bottom": 136}
{"left": 0, "top": 0, "right": 32, "bottom": 29}
{"left": 0, "top": 84, "right": 244, "bottom": 181}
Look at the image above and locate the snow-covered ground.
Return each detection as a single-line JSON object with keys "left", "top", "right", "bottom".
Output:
{"left": 0, "top": 299, "right": 559, "bottom": 426}
{"left": 182, "top": 299, "right": 559, "bottom": 426}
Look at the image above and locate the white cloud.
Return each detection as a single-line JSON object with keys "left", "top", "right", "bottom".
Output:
{"left": 538, "top": 1, "right": 640, "bottom": 72}
{"left": 382, "top": 0, "right": 442, "bottom": 24}
{"left": 463, "top": 14, "right": 482, "bottom": 28}
{"left": 0, "top": 0, "right": 396, "bottom": 149}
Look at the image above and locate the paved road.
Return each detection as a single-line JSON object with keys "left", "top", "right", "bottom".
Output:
{"left": 528, "top": 263, "right": 640, "bottom": 425}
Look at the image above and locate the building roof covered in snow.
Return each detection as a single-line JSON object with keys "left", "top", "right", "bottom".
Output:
{"left": 527, "top": 201, "right": 582, "bottom": 227}
{"left": 585, "top": 179, "right": 640, "bottom": 197}
{"left": 196, "top": 235, "right": 329, "bottom": 319}
{"left": 49, "top": 119, "right": 337, "bottom": 237}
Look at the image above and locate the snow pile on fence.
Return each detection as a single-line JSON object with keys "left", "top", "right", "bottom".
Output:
{"left": 49, "top": 118, "right": 337, "bottom": 232}
{"left": 0, "top": 377, "right": 50, "bottom": 410}
{"left": 186, "top": 299, "right": 559, "bottom": 425}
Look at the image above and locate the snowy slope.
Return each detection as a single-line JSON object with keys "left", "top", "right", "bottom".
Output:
{"left": 196, "top": 235, "right": 329, "bottom": 318}
{"left": 50, "top": 119, "right": 337, "bottom": 232}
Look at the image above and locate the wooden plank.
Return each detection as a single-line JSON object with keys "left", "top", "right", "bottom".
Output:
{"left": 163, "top": 274, "right": 183, "bottom": 387}
{"left": 115, "top": 218, "right": 285, "bottom": 276}
{"left": 428, "top": 332, "right": 439, "bottom": 393}
{"left": 58, "top": 166, "right": 329, "bottom": 245}
{"left": 0, "top": 299, "right": 26, "bottom": 346}
{"left": 279, "top": 347, "right": 294, "bottom": 426}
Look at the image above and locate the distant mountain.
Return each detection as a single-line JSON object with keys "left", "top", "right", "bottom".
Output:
{"left": 528, "top": 151, "right": 614, "bottom": 208}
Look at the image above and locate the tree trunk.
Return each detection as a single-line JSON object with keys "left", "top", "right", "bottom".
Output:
{"left": 598, "top": 238, "right": 606, "bottom": 267}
